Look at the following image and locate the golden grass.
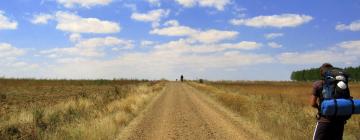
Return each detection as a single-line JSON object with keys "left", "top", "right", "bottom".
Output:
{"left": 0, "top": 79, "right": 165, "bottom": 140}
{"left": 189, "top": 81, "right": 360, "bottom": 140}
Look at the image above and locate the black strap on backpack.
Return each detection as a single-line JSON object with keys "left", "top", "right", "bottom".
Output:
{"left": 333, "top": 98, "right": 338, "bottom": 116}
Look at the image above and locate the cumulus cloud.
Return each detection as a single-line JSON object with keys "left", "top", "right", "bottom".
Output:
{"left": 131, "top": 9, "right": 170, "bottom": 27}
{"left": 336, "top": 20, "right": 360, "bottom": 31}
{"left": 55, "top": 11, "right": 120, "bottom": 34}
{"left": 10, "top": 61, "right": 38, "bottom": 68}
{"left": 0, "top": 43, "right": 25, "bottom": 59}
{"left": 150, "top": 24, "right": 198, "bottom": 36}
{"left": 175, "top": 0, "right": 231, "bottom": 11}
{"left": 221, "top": 41, "right": 262, "bottom": 50}
{"left": 164, "top": 20, "right": 180, "bottom": 26}
{"left": 140, "top": 40, "right": 157, "bottom": 47}
{"left": 33, "top": 35, "right": 271, "bottom": 80}
{"left": 138, "top": 42, "right": 268, "bottom": 69}
{"left": 264, "top": 33, "right": 284, "bottom": 40}
{"left": 268, "top": 42, "right": 283, "bottom": 48}
{"left": 0, "top": 11, "right": 18, "bottom": 30}
{"left": 338, "top": 40, "right": 360, "bottom": 55}
{"left": 192, "top": 29, "right": 238, "bottom": 44}
{"left": 56, "top": 0, "right": 112, "bottom": 8}
{"left": 277, "top": 51, "right": 356, "bottom": 65}
{"left": 277, "top": 40, "right": 360, "bottom": 65}
{"left": 0, "top": 43, "right": 38, "bottom": 75}
{"left": 151, "top": 20, "right": 238, "bottom": 43}
{"left": 69, "top": 33, "right": 82, "bottom": 42}
{"left": 31, "top": 13, "right": 54, "bottom": 24}
{"left": 155, "top": 38, "right": 261, "bottom": 54}
{"left": 41, "top": 36, "right": 133, "bottom": 58}
{"left": 230, "top": 14, "right": 313, "bottom": 28}
{"left": 45, "top": 43, "right": 270, "bottom": 79}
{"left": 0, "top": 61, "right": 39, "bottom": 76}
{"left": 175, "top": 0, "right": 196, "bottom": 7}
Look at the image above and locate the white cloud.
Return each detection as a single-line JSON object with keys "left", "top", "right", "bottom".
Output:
{"left": 155, "top": 38, "right": 261, "bottom": 53}
{"left": 264, "top": 33, "right": 284, "bottom": 40}
{"left": 277, "top": 40, "right": 360, "bottom": 65}
{"left": 55, "top": 11, "right": 120, "bottom": 34}
{"left": 268, "top": 42, "right": 282, "bottom": 48}
{"left": 164, "top": 20, "right": 180, "bottom": 26}
{"left": 41, "top": 36, "right": 133, "bottom": 58}
{"left": 175, "top": 0, "right": 231, "bottom": 11}
{"left": 56, "top": 0, "right": 112, "bottom": 8}
{"left": 277, "top": 51, "right": 356, "bottom": 65}
{"left": 338, "top": 40, "right": 360, "bottom": 55}
{"left": 132, "top": 45, "right": 269, "bottom": 71}
{"left": 0, "top": 61, "right": 39, "bottom": 75}
{"left": 69, "top": 33, "right": 82, "bottom": 42}
{"left": 141, "top": 40, "right": 157, "bottom": 47}
{"left": 31, "top": 13, "right": 54, "bottom": 24}
{"left": 150, "top": 25, "right": 198, "bottom": 36}
{"left": 221, "top": 41, "right": 261, "bottom": 50}
{"left": 175, "top": 0, "right": 196, "bottom": 7}
{"left": 131, "top": 9, "right": 170, "bottom": 27}
{"left": 151, "top": 20, "right": 238, "bottom": 43}
{"left": 0, "top": 43, "right": 37, "bottom": 75}
{"left": 131, "top": 9, "right": 169, "bottom": 22}
{"left": 75, "top": 37, "right": 132, "bottom": 49}
{"left": 230, "top": 14, "right": 313, "bottom": 28}
{"left": 0, "top": 11, "right": 18, "bottom": 30}
{"left": 0, "top": 43, "right": 25, "bottom": 59}
{"left": 43, "top": 40, "right": 271, "bottom": 79}
{"left": 192, "top": 29, "right": 238, "bottom": 44}
{"left": 336, "top": 20, "right": 360, "bottom": 31}
{"left": 9, "top": 61, "right": 39, "bottom": 69}
{"left": 197, "top": 0, "right": 230, "bottom": 11}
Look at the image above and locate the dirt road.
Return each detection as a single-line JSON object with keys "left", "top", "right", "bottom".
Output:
{"left": 119, "top": 82, "right": 254, "bottom": 140}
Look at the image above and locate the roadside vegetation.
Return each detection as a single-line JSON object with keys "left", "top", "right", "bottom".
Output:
{"left": 0, "top": 78, "right": 165, "bottom": 140}
{"left": 189, "top": 81, "right": 360, "bottom": 140}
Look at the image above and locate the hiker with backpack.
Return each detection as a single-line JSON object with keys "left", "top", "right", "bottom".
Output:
{"left": 311, "top": 63, "right": 353, "bottom": 140}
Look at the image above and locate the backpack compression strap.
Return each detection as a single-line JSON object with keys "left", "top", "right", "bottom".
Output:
{"left": 333, "top": 99, "right": 338, "bottom": 116}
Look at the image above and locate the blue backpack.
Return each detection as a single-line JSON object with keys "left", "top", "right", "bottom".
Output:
{"left": 319, "top": 68, "right": 359, "bottom": 119}
{"left": 322, "top": 69, "right": 350, "bottom": 99}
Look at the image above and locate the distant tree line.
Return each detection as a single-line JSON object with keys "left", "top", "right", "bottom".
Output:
{"left": 291, "top": 66, "right": 360, "bottom": 81}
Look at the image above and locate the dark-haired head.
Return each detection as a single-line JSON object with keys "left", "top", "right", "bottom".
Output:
{"left": 320, "top": 63, "right": 333, "bottom": 76}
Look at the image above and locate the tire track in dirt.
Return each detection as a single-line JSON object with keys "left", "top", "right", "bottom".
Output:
{"left": 118, "top": 82, "right": 255, "bottom": 140}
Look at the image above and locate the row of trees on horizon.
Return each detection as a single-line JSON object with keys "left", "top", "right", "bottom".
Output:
{"left": 291, "top": 66, "right": 360, "bottom": 81}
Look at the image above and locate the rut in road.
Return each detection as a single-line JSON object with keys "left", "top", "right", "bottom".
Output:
{"left": 119, "top": 82, "right": 255, "bottom": 140}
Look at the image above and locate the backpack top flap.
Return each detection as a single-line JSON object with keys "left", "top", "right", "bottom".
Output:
{"left": 320, "top": 69, "right": 352, "bottom": 119}
{"left": 322, "top": 68, "right": 350, "bottom": 99}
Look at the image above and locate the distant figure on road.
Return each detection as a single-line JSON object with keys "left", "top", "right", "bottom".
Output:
{"left": 180, "top": 75, "right": 184, "bottom": 82}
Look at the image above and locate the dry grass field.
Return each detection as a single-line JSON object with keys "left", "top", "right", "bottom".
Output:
{"left": 189, "top": 81, "right": 360, "bottom": 140}
{"left": 0, "top": 79, "right": 165, "bottom": 140}
{"left": 2, "top": 79, "right": 359, "bottom": 140}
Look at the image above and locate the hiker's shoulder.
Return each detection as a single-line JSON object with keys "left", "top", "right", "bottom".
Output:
{"left": 313, "top": 80, "right": 324, "bottom": 89}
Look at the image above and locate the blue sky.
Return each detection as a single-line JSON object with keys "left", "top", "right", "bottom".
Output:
{"left": 0, "top": 0, "right": 360, "bottom": 80}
